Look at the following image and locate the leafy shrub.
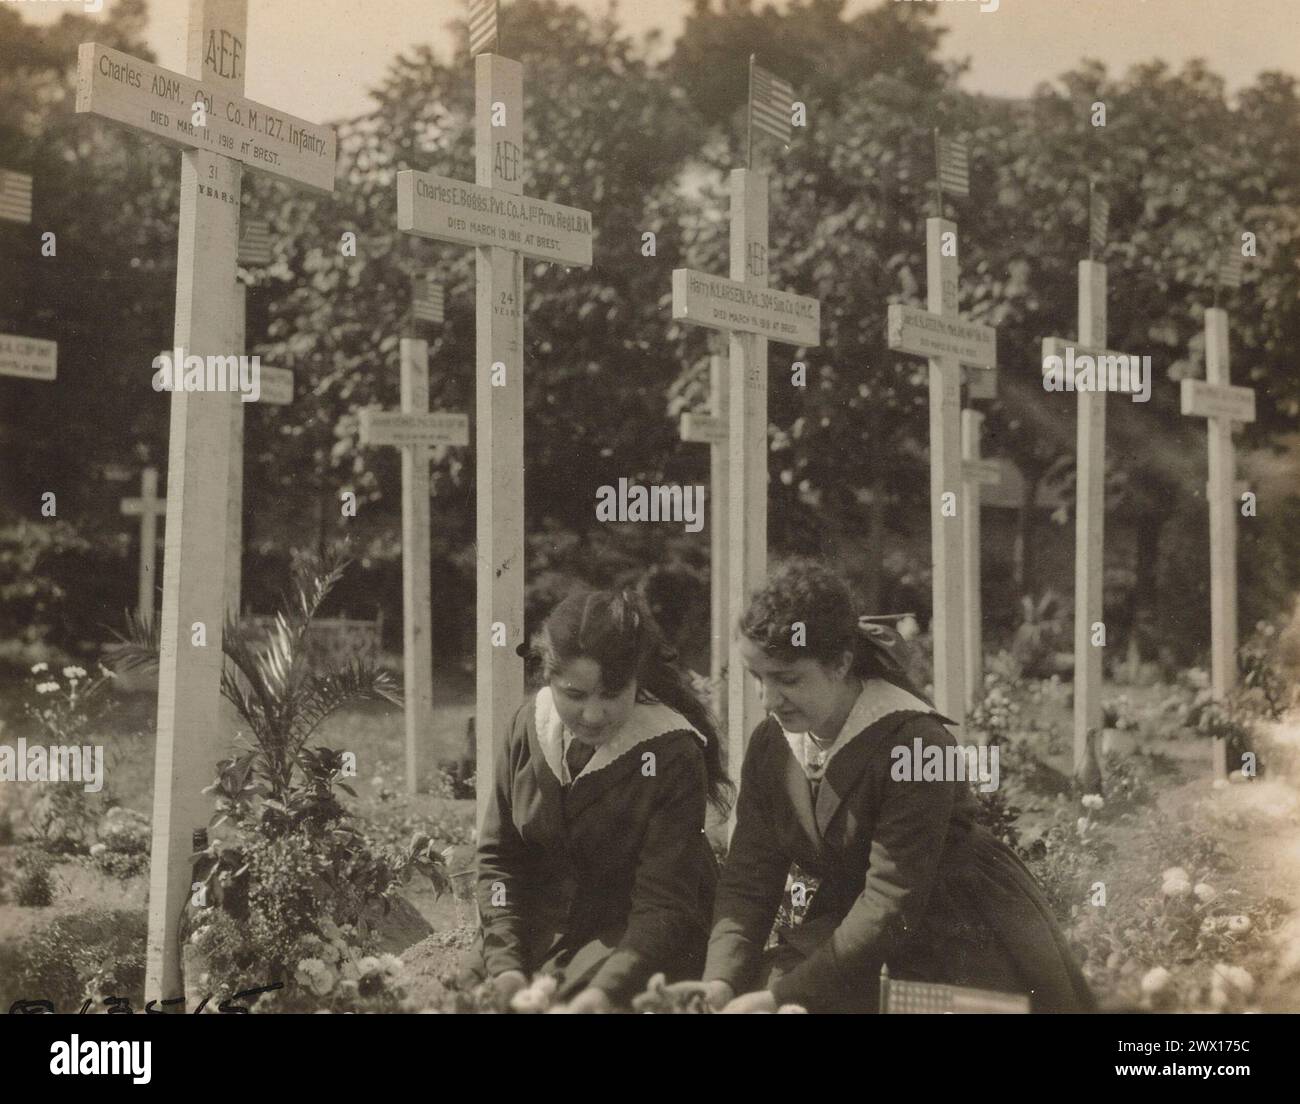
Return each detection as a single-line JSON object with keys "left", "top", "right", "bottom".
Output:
{"left": 14, "top": 849, "right": 56, "bottom": 907}
{"left": 0, "top": 908, "right": 146, "bottom": 1011}
{"left": 1009, "top": 592, "right": 1070, "bottom": 677}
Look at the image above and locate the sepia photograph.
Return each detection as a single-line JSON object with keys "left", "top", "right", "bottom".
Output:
{"left": 1, "top": 0, "right": 1298, "bottom": 1071}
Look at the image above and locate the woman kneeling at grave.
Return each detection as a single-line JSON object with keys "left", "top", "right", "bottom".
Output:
{"left": 686, "top": 559, "right": 1095, "bottom": 1014}
{"left": 467, "top": 587, "right": 728, "bottom": 1012}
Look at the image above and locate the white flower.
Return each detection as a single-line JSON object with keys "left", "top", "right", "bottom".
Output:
{"left": 356, "top": 956, "right": 382, "bottom": 978}
{"left": 1076, "top": 817, "right": 1090, "bottom": 835}
{"left": 35, "top": 681, "right": 59, "bottom": 695}
{"left": 295, "top": 958, "right": 337, "bottom": 997}
{"left": 30, "top": 662, "right": 49, "bottom": 674}
{"left": 1193, "top": 883, "right": 1217, "bottom": 903}
{"left": 89, "top": 843, "right": 108, "bottom": 857}
{"left": 62, "top": 666, "right": 87, "bottom": 680}
{"left": 379, "top": 954, "right": 404, "bottom": 976}
{"left": 1140, "top": 966, "right": 1172, "bottom": 997}
{"left": 1162, "top": 877, "right": 1192, "bottom": 899}
{"left": 1226, "top": 915, "right": 1252, "bottom": 935}
{"left": 531, "top": 974, "right": 558, "bottom": 997}
{"left": 1081, "top": 794, "right": 1104, "bottom": 810}
{"left": 511, "top": 988, "right": 548, "bottom": 1014}
{"left": 1161, "top": 867, "right": 1190, "bottom": 885}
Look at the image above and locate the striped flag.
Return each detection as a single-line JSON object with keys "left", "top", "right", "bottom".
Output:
{"left": 1089, "top": 188, "right": 1109, "bottom": 256}
{"left": 749, "top": 60, "right": 794, "bottom": 146}
{"left": 238, "top": 219, "right": 272, "bottom": 267}
{"left": 0, "top": 169, "right": 33, "bottom": 224}
{"left": 468, "top": 0, "right": 499, "bottom": 57}
{"left": 412, "top": 275, "right": 445, "bottom": 324}
{"left": 1218, "top": 244, "right": 1245, "bottom": 290}
{"left": 936, "top": 134, "right": 969, "bottom": 199}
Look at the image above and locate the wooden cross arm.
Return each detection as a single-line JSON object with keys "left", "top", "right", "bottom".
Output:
{"left": 679, "top": 411, "right": 728, "bottom": 444}
{"left": 75, "top": 43, "right": 337, "bottom": 194}
{"left": 395, "top": 170, "right": 593, "bottom": 267}
{"left": 1181, "top": 379, "right": 1256, "bottom": 424}
{"left": 887, "top": 303, "right": 995, "bottom": 367}
{"left": 672, "top": 269, "right": 821, "bottom": 347}
{"left": 962, "top": 458, "right": 1002, "bottom": 486}
{"left": 1040, "top": 337, "right": 1146, "bottom": 395}
{"left": 121, "top": 499, "right": 166, "bottom": 516}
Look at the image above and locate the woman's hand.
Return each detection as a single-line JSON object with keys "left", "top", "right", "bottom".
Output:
{"left": 661, "top": 979, "right": 735, "bottom": 1011}
{"left": 551, "top": 987, "right": 613, "bottom": 1014}
{"left": 720, "top": 989, "right": 778, "bottom": 1014}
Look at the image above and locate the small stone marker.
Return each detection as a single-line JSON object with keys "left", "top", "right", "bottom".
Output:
{"left": 359, "top": 338, "right": 467, "bottom": 794}
{"left": 76, "top": 0, "right": 337, "bottom": 1004}
{"left": 1181, "top": 306, "right": 1256, "bottom": 781}
{"left": 120, "top": 466, "right": 167, "bottom": 624}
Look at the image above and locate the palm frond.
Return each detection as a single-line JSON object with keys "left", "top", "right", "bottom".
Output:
{"left": 285, "top": 660, "right": 402, "bottom": 752}
{"left": 105, "top": 608, "right": 161, "bottom": 673}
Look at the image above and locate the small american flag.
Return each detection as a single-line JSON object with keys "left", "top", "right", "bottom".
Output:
{"left": 1089, "top": 186, "right": 1109, "bottom": 257}
{"left": 238, "top": 219, "right": 272, "bottom": 267}
{"left": 749, "top": 58, "right": 794, "bottom": 146}
{"left": 0, "top": 169, "right": 33, "bottom": 225}
{"left": 936, "top": 133, "right": 970, "bottom": 199}
{"left": 412, "top": 275, "right": 445, "bottom": 324}
{"left": 1218, "top": 244, "right": 1245, "bottom": 290}
{"left": 880, "top": 967, "right": 1030, "bottom": 1014}
{"left": 468, "top": 0, "right": 499, "bottom": 57}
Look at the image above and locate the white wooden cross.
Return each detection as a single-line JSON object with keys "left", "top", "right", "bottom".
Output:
{"left": 0, "top": 171, "right": 58, "bottom": 393}
{"left": 1040, "top": 192, "right": 1144, "bottom": 777}
{"left": 120, "top": 466, "right": 167, "bottom": 624}
{"left": 77, "top": 0, "right": 337, "bottom": 1004}
{"left": 672, "top": 172, "right": 822, "bottom": 778}
{"left": 886, "top": 211, "right": 998, "bottom": 727}
{"left": 678, "top": 353, "right": 730, "bottom": 718}
{"left": 1182, "top": 306, "right": 1256, "bottom": 781}
{"left": 358, "top": 337, "right": 468, "bottom": 795}
{"left": 960, "top": 410, "right": 1000, "bottom": 710}
{"left": 395, "top": 48, "right": 593, "bottom": 825}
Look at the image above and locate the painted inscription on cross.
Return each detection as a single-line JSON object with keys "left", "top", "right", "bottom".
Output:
{"left": 672, "top": 173, "right": 822, "bottom": 781}
{"left": 76, "top": 0, "right": 337, "bottom": 1005}
{"left": 885, "top": 133, "right": 998, "bottom": 727}
{"left": 120, "top": 466, "right": 167, "bottom": 624}
{"left": 395, "top": 44, "right": 593, "bottom": 825}
{"left": 1182, "top": 303, "right": 1257, "bottom": 782}
{"left": 358, "top": 337, "right": 469, "bottom": 795}
{"left": 678, "top": 353, "right": 730, "bottom": 720}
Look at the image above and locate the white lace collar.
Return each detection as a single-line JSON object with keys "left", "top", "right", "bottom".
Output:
{"left": 775, "top": 678, "right": 937, "bottom": 774}
{"left": 533, "top": 685, "right": 707, "bottom": 784}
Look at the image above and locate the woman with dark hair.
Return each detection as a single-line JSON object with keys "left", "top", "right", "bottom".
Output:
{"left": 469, "top": 586, "right": 728, "bottom": 1012}
{"left": 686, "top": 558, "right": 1094, "bottom": 1014}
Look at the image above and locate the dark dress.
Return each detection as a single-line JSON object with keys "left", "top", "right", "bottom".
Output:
{"left": 469, "top": 688, "right": 718, "bottom": 1005}
{"left": 703, "top": 683, "right": 1095, "bottom": 1013}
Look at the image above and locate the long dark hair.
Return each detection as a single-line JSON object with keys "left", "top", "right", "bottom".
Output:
{"left": 738, "top": 558, "right": 920, "bottom": 691}
{"left": 532, "top": 587, "right": 731, "bottom": 811}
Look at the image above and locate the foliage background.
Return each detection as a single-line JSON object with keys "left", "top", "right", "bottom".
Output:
{"left": 2, "top": 0, "right": 1298, "bottom": 677}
